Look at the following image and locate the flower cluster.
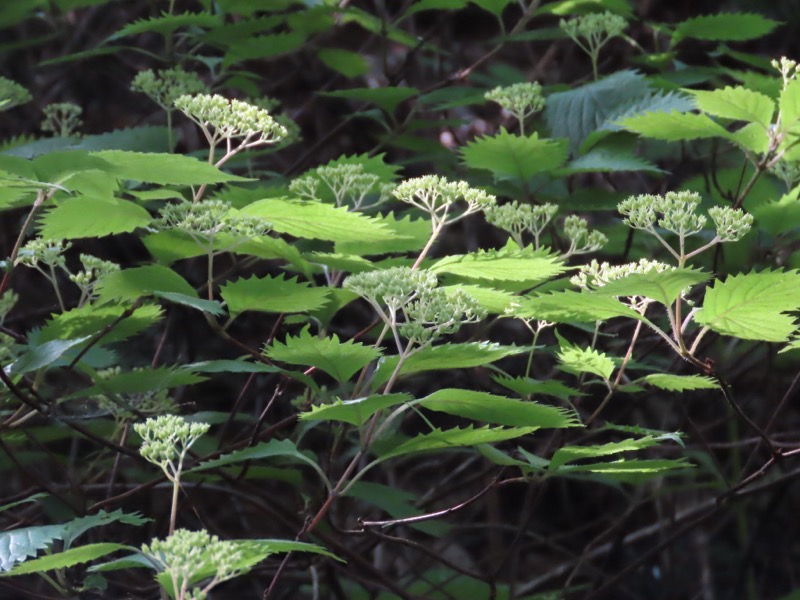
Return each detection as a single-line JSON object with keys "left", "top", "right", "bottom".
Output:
{"left": 393, "top": 175, "right": 495, "bottom": 228}
{"left": 174, "top": 94, "right": 288, "bottom": 146}
{"left": 290, "top": 163, "right": 381, "bottom": 210}
{"left": 69, "top": 254, "right": 120, "bottom": 305}
{"left": 485, "top": 201, "right": 558, "bottom": 248}
{"left": 131, "top": 67, "right": 205, "bottom": 111}
{"left": 485, "top": 82, "right": 545, "bottom": 133}
{"left": 772, "top": 56, "right": 800, "bottom": 88}
{"left": 41, "top": 103, "right": 83, "bottom": 137}
{"left": 571, "top": 258, "right": 675, "bottom": 312}
{"left": 0, "top": 77, "right": 31, "bottom": 111}
{"left": 560, "top": 11, "right": 627, "bottom": 78}
{"left": 617, "top": 191, "right": 753, "bottom": 256}
{"left": 134, "top": 414, "right": 209, "bottom": 477}
{"left": 154, "top": 200, "right": 270, "bottom": 242}
{"left": 142, "top": 529, "right": 245, "bottom": 600}
{"left": 15, "top": 238, "right": 70, "bottom": 271}
{"left": 344, "top": 267, "right": 485, "bottom": 348}
{"left": 563, "top": 215, "right": 608, "bottom": 257}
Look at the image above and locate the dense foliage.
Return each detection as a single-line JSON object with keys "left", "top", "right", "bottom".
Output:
{"left": 0, "top": 1, "right": 799, "bottom": 598}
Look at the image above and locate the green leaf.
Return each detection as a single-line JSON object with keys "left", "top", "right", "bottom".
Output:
{"left": 95, "top": 266, "right": 197, "bottom": 305}
{"left": 618, "top": 110, "right": 731, "bottom": 141}
{"left": 549, "top": 435, "right": 667, "bottom": 470}
{"left": 0, "top": 493, "right": 47, "bottom": 514}
{"left": 594, "top": 268, "right": 712, "bottom": 306}
{"left": 239, "top": 198, "right": 398, "bottom": 243}
{"left": 492, "top": 376, "right": 582, "bottom": 401}
{"left": 461, "top": 129, "right": 568, "bottom": 183}
{"left": 220, "top": 274, "right": 331, "bottom": 317}
{"left": 672, "top": 13, "right": 781, "bottom": 43}
{"left": 557, "top": 336, "right": 614, "bottom": 381}
{"left": 419, "top": 389, "right": 579, "bottom": 428}
{"left": 430, "top": 247, "right": 566, "bottom": 284}
{"left": 0, "top": 510, "right": 145, "bottom": 572}
{"left": 153, "top": 291, "right": 225, "bottom": 316}
{"left": 38, "top": 197, "right": 151, "bottom": 239}
{"left": 265, "top": 326, "right": 381, "bottom": 382}
{"left": 336, "top": 211, "right": 429, "bottom": 256}
{"left": 319, "top": 87, "right": 418, "bottom": 113}
{"left": 299, "top": 393, "right": 412, "bottom": 426}
{"left": 68, "top": 367, "right": 206, "bottom": 398}
{"left": 372, "top": 342, "right": 527, "bottom": 387}
{"left": 190, "top": 439, "right": 317, "bottom": 473}
{"left": 779, "top": 79, "right": 800, "bottom": 136}
{"left": 690, "top": 86, "right": 775, "bottom": 127}
{"left": 90, "top": 151, "right": 249, "bottom": 185}
{"left": 559, "top": 143, "right": 662, "bottom": 174}
{"left": 442, "top": 284, "right": 517, "bottom": 314}
{"left": 318, "top": 48, "right": 370, "bottom": 78}
{"left": 514, "top": 289, "right": 645, "bottom": 323}
{"left": 639, "top": 373, "right": 718, "bottom": 391}
{"left": 694, "top": 270, "right": 800, "bottom": 342}
{"left": 377, "top": 426, "right": 537, "bottom": 461}
{"left": 564, "top": 458, "right": 691, "bottom": 482}
{"left": 7, "top": 336, "right": 91, "bottom": 375}
{"left": 109, "top": 11, "right": 221, "bottom": 39}
{"left": 470, "top": 0, "right": 513, "bottom": 16}
{"left": 38, "top": 304, "right": 163, "bottom": 344}
{"left": 2, "top": 543, "right": 128, "bottom": 576}
{"left": 405, "top": 0, "right": 467, "bottom": 17}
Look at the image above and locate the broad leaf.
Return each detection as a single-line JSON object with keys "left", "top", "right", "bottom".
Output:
{"left": 694, "top": 270, "right": 800, "bottom": 342}
{"left": 594, "top": 268, "right": 711, "bottom": 306}
{"left": 690, "top": 86, "right": 774, "bottom": 127}
{"left": 2, "top": 543, "right": 128, "bottom": 577}
{"left": 336, "top": 211, "right": 429, "bottom": 256}
{"left": 90, "top": 150, "right": 249, "bottom": 185}
{"left": 239, "top": 197, "right": 398, "bottom": 243}
{"left": 371, "top": 342, "right": 527, "bottom": 387}
{"left": 95, "top": 266, "right": 197, "bottom": 305}
{"left": 153, "top": 291, "right": 225, "bottom": 316}
{"left": 377, "top": 426, "right": 537, "bottom": 461}
{"left": 419, "top": 389, "right": 579, "bottom": 428}
{"left": 38, "top": 304, "right": 163, "bottom": 344}
{"left": 442, "top": 284, "right": 517, "bottom": 314}
{"left": 38, "top": 197, "right": 151, "bottom": 239}
{"left": 7, "top": 336, "right": 91, "bottom": 375}
{"left": 492, "top": 376, "right": 582, "bottom": 401}
{"left": 618, "top": 110, "right": 731, "bottom": 142}
{"left": 68, "top": 367, "right": 205, "bottom": 398}
{"left": 640, "top": 373, "right": 718, "bottom": 391}
{"left": 318, "top": 48, "right": 370, "bottom": 78}
{"left": 557, "top": 336, "right": 614, "bottom": 381}
{"left": 299, "top": 393, "right": 412, "bottom": 426}
{"left": 514, "top": 289, "right": 644, "bottom": 323}
{"left": 461, "top": 129, "right": 568, "bottom": 182}
{"left": 265, "top": 326, "right": 381, "bottom": 382}
{"left": 672, "top": 13, "right": 781, "bottom": 43}
{"left": 430, "top": 247, "right": 566, "bottom": 283}
{"left": 189, "top": 439, "right": 320, "bottom": 476}
{"left": 220, "top": 274, "right": 331, "bottom": 317}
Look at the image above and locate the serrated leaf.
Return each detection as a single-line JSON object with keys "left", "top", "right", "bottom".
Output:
{"left": 2, "top": 543, "right": 128, "bottom": 577}
{"left": 694, "top": 270, "right": 800, "bottom": 342}
{"left": 430, "top": 247, "right": 566, "bottom": 283}
{"left": 491, "top": 375, "right": 582, "bottom": 401}
{"left": 565, "top": 458, "right": 691, "bottom": 482}
{"left": 95, "top": 265, "right": 197, "bottom": 305}
{"left": 371, "top": 342, "right": 527, "bottom": 387}
{"left": 514, "top": 289, "right": 645, "bottom": 323}
{"left": 559, "top": 144, "right": 662, "bottom": 174}
{"left": 239, "top": 198, "right": 397, "bottom": 243}
{"left": 672, "top": 13, "right": 780, "bottom": 43}
{"left": 109, "top": 11, "right": 221, "bottom": 39}
{"left": 461, "top": 129, "right": 568, "bottom": 183}
{"left": 7, "top": 336, "right": 91, "bottom": 375}
{"left": 0, "top": 510, "right": 144, "bottom": 572}
{"left": 618, "top": 110, "right": 731, "bottom": 141}
{"left": 470, "top": 0, "right": 512, "bottom": 15}
{"left": 640, "top": 373, "right": 718, "bottom": 391}
{"left": 90, "top": 151, "right": 249, "bottom": 185}
{"left": 68, "top": 367, "right": 205, "bottom": 399}
{"left": 690, "top": 86, "right": 775, "bottom": 127}
{"left": 336, "top": 211, "right": 429, "bottom": 256}
{"left": 153, "top": 291, "right": 225, "bottom": 315}
{"left": 419, "top": 389, "right": 579, "bottom": 428}
{"left": 729, "top": 122, "right": 771, "bottom": 154}
{"left": 378, "top": 426, "right": 537, "bottom": 461}
{"left": 594, "top": 268, "right": 711, "bottom": 306}
{"left": 0, "top": 494, "right": 47, "bottom": 514}
{"left": 442, "top": 284, "right": 517, "bottom": 314}
{"left": 265, "top": 326, "right": 381, "bottom": 382}
{"left": 557, "top": 336, "right": 614, "bottom": 381}
{"left": 38, "top": 197, "right": 151, "bottom": 239}
{"left": 549, "top": 435, "right": 666, "bottom": 470}
{"left": 220, "top": 274, "right": 330, "bottom": 317}
{"left": 38, "top": 304, "right": 163, "bottom": 344}
{"left": 224, "top": 32, "right": 307, "bottom": 67}
{"left": 189, "top": 439, "right": 319, "bottom": 474}
{"left": 299, "top": 393, "right": 412, "bottom": 426}
{"left": 780, "top": 78, "right": 800, "bottom": 136}
{"left": 319, "top": 87, "right": 418, "bottom": 113}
